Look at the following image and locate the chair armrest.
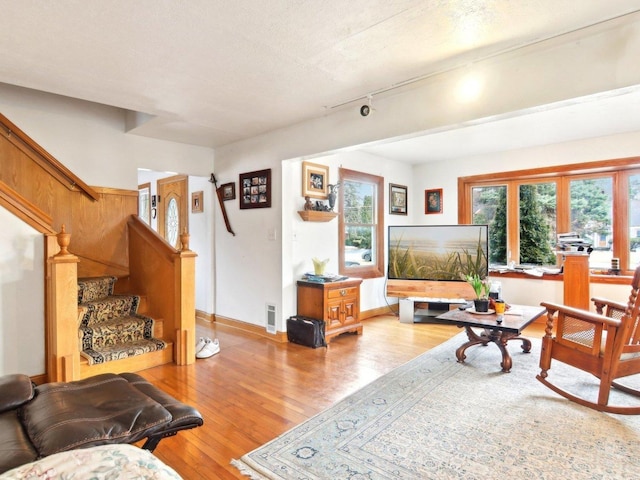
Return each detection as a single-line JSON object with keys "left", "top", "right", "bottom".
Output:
{"left": 119, "top": 373, "right": 204, "bottom": 451}
{"left": 0, "top": 374, "right": 34, "bottom": 414}
{"left": 591, "top": 297, "right": 627, "bottom": 316}
{"left": 120, "top": 373, "right": 203, "bottom": 431}
{"left": 540, "top": 302, "right": 621, "bottom": 328}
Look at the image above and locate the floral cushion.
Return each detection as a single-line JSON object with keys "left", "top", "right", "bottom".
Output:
{"left": 0, "top": 444, "right": 181, "bottom": 479}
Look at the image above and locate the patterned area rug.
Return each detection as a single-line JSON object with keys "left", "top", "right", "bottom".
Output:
{"left": 232, "top": 332, "right": 640, "bottom": 479}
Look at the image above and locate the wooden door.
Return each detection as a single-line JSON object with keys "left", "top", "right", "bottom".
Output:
{"left": 157, "top": 175, "right": 188, "bottom": 249}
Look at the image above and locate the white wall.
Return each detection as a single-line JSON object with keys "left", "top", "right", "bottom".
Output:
{"left": 0, "top": 208, "right": 44, "bottom": 376}
{"left": 188, "top": 176, "right": 216, "bottom": 315}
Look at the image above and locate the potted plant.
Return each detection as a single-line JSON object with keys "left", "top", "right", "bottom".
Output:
{"left": 465, "top": 274, "right": 491, "bottom": 312}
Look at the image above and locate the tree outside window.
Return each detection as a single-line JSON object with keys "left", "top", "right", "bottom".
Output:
{"left": 461, "top": 159, "right": 640, "bottom": 275}
{"left": 339, "top": 168, "right": 384, "bottom": 278}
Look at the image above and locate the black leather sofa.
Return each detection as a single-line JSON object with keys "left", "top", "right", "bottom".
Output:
{"left": 0, "top": 372, "right": 204, "bottom": 474}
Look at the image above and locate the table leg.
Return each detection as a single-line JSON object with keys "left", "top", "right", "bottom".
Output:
{"left": 496, "top": 333, "right": 512, "bottom": 373}
{"left": 455, "top": 327, "right": 494, "bottom": 363}
{"left": 498, "top": 332, "right": 532, "bottom": 373}
{"left": 456, "top": 328, "right": 531, "bottom": 373}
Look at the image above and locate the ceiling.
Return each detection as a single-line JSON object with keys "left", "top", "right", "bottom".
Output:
{"left": 1, "top": 1, "right": 640, "bottom": 160}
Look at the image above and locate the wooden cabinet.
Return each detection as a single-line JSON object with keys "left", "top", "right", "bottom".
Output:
{"left": 296, "top": 278, "right": 362, "bottom": 343}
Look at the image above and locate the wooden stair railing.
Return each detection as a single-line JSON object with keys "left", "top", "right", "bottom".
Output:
{"left": 0, "top": 113, "right": 99, "bottom": 201}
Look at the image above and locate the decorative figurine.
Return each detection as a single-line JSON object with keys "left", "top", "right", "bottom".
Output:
{"left": 304, "top": 196, "right": 314, "bottom": 211}
{"left": 327, "top": 183, "right": 340, "bottom": 211}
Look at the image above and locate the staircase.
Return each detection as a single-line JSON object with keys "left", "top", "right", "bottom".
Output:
{"left": 77, "top": 276, "right": 173, "bottom": 377}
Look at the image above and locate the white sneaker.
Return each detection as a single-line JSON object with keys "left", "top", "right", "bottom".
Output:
{"left": 195, "top": 337, "right": 207, "bottom": 353}
{"left": 196, "top": 338, "right": 220, "bottom": 359}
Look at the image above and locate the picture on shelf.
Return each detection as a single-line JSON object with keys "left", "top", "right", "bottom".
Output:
{"left": 302, "top": 161, "right": 329, "bottom": 199}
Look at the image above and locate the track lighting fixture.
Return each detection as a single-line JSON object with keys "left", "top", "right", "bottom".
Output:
{"left": 360, "top": 95, "right": 374, "bottom": 117}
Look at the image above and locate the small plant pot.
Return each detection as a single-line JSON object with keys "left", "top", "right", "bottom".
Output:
{"left": 474, "top": 298, "right": 490, "bottom": 313}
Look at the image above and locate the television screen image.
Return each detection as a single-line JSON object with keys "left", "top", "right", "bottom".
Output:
{"left": 388, "top": 224, "right": 488, "bottom": 281}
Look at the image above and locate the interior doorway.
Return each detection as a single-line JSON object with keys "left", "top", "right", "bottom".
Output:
{"left": 157, "top": 174, "right": 188, "bottom": 249}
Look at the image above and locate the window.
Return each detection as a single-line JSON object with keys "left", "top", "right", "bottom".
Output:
{"left": 339, "top": 168, "right": 384, "bottom": 278}
{"left": 138, "top": 183, "right": 151, "bottom": 225}
{"left": 460, "top": 158, "right": 640, "bottom": 275}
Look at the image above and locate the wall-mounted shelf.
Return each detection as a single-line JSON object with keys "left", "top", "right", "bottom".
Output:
{"left": 297, "top": 210, "right": 338, "bottom": 222}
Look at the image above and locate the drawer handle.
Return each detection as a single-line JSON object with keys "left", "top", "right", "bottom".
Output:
{"left": 340, "top": 289, "right": 346, "bottom": 296}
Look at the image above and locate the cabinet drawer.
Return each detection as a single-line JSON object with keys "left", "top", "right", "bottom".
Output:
{"left": 327, "top": 287, "right": 358, "bottom": 299}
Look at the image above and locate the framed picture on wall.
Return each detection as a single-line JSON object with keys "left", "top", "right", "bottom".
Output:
{"left": 221, "top": 182, "right": 236, "bottom": 201}
{"left": 425, "top": 188, "right": 443, "bottom": 214}
{"left": 389, "top": 183, "right": 407, "bottom": 215}
{"left": 192, "top": 191, "right": 203, "bottom": 213}
{"left": 302, "top": 161, "right": 329, "bottom": 199}
{"left": 239, "top": 169, "right": 271, "bottom": 209}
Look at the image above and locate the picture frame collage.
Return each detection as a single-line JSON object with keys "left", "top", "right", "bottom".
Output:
{"left": 239, "top": 169, "right": 271, "bottom": 209}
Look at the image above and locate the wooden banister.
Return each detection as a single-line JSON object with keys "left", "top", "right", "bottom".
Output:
{"left": 0, "top": 112, "right": 99, "bottom": 201}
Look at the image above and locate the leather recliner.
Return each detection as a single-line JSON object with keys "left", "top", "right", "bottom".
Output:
{"left": 0, "top": 372, "right": 203, "bottom": 474}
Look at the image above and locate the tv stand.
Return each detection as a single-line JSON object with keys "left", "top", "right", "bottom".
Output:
{"left": 386, "top": 279, "right": 475, "bottom": 324}
{"left": 399, "top": 297, "right": 467, "bottom": 324}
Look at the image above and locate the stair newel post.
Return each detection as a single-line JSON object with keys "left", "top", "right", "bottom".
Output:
{"left": 47, "top": 224, "right": 80, "bottom": 382}
{"left": 180, "top": 228, "right": 190, "bottom": 252}
{"left": 175, "top": 228, "right": 197, "bottom": 365}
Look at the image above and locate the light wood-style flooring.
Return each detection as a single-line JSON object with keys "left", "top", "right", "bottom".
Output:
{"left": 140, "top": 314, "right": 546, "bottom": 479}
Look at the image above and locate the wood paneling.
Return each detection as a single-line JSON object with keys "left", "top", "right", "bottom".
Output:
{"left": 0, "top": 131, "right": 136, "bottom": 278}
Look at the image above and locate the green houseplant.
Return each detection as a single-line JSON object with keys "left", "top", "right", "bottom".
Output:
{"left": 465, "top": 274, "right": 491, "bottom": 312}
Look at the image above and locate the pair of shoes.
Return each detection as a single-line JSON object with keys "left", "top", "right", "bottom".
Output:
{"left": 196, "top": 338, "right": 220, "bottom": 359}
{"left": 195, "top": 337, "right": 207, "bottom": 353}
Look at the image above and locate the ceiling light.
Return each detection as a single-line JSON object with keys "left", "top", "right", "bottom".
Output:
{"left": 360, "top": 95, "right": 374, "bottom": 117}
{"left": 457, "top": 74, "right": 483, "bottom": 103}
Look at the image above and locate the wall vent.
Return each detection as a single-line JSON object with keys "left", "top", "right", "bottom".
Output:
{"left": 266, "top": 303, "right": 276, "bottom": 334}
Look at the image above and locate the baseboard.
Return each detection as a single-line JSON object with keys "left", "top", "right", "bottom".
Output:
{"left": 196, "top": 309, "right": 214, "bottom": 323}
{"left": 361, "top": 304, "right": 398, "bottom": 319}
{"left": 214, "top": 315, "right": 289, "bottom": 343}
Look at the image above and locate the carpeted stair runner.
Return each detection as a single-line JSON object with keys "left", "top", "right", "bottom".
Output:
{"left": 78, "top": 276, "right": 166, "bottom": 365}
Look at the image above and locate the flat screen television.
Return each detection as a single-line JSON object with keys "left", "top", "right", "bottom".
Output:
{"left": 388, "top": 224, "right": 488, "bottom": 281}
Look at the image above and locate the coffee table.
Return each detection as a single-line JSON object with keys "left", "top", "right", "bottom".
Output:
{"left": 436, "top": 305, "right": 545, "bottom": 372}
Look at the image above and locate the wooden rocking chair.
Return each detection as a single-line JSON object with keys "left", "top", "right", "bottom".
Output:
{"left": 537, "top": 266, "right": 640, "bottom": 414}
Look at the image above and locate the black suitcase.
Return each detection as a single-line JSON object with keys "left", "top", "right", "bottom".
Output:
{"left": 287, "top": 316, "right": 327, "bottom": 348}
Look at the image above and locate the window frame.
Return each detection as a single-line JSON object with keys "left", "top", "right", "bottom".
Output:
{"left": 338, "top": 167, "right": 384, "bottom": 279}
{"left": 458, "top": 157, "right": 640, "bottom": 276}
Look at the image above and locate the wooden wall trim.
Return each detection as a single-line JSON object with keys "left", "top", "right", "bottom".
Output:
{"left": 93, "top": 186, "right": 139, "bottom": 197}
{"left": 0, "top": 179, "right": 55, "bottom": 234}
{"left": 0, "top": 112, "right": 99, "bottom": 201}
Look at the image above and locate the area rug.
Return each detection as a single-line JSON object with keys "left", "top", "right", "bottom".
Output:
{"left": 232, "top": 331, "right": 640, "bottom": 479}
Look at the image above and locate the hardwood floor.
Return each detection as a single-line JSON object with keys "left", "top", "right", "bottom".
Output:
{"left": 140, "top": 314, "right": 546, "bottom": 479}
